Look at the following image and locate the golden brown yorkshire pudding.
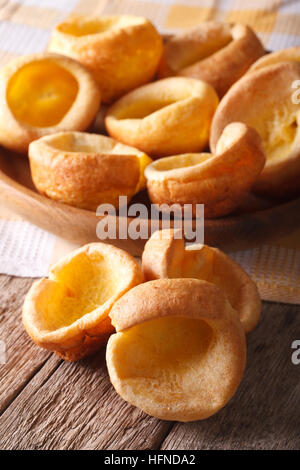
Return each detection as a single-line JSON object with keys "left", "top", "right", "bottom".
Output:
{"left": 158, "top": 22, "right": 264, "bottom": 97}
{"left": 210, "top": 62, "right": 300, "bottom": 198}
{"left": 106, "top": 278, "right": 246, "bottom": 422}
{"left": 28, "top": 131, "right": 152, "bottom": 210}
{"left": 48, "top": 15, "right": 163, "bottom": 103}
{"left": 142, "top": 229, "right": 261, "bottom": 333}
{"left": 22, "top": 243, "right": 143, "bottom": 361}
{"left": 249, "top": 46, "right": 300, "bottom": 72}
{"left": 144, "top": 122, "right": 265, "bottom": 218}
{"left": 0, "top": 53, "right": 100, "bottom": 153}
{"left": 105, "top": 77, "right": 218, "bottom": 158}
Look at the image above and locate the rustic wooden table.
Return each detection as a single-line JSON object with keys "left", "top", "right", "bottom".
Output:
{"left": 0, "top": 274, "right": 299, "bottom": 450}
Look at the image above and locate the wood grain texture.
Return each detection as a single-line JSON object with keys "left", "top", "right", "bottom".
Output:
{"left": 0, "top": 344, "right": 171, "bottom": 450}
{"left": 161, "top": 302, "right": 300, "bottom": 450}
{"left": 0, "top": 275, "right": 53, "bottom": 413}
{"left": 1, "top": 149, "right": 300, "bottom": 256}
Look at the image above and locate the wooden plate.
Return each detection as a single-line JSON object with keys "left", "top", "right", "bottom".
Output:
{"left": 1, "top": 147, "right": 300, "bottom": 256}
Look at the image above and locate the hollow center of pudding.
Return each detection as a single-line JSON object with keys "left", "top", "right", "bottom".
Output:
{"left": 153, "top": 153, "right": 211, "bottom": 171}
{"left": 262, "top": 109, "right": 299, "bottom": 163}
{"left": 179, "top": 246, "right": 214, "bottom": 280}
{"left": 59, "top": 17, "right": 141, "bottom": 36}
{"left": 112, "top": 83, "right": 200, "bottom": 120}
{"left": 115, "top": 98, "right": 183, "bottom": 120}
{"left": 114, "top": 317, "right": 214, "bottom": 387}
{"left": 35, "top": 252, "right": 120, "bottom": 331}
{"left": 47, "top": 132, "right": 144, "bottom": 156}
{"left": 7, "top": 60, "right": 78, "bottom": 127}
{"left": 180, "top": 248, "right": 239, "bottom": 311}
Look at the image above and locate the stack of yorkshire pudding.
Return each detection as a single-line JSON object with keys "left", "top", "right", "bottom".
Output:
{"left": 23, "top": 229, "right": 261, "bottom": 421}
{"left": 1, "top": 15, "right": 299, "bottom": 216}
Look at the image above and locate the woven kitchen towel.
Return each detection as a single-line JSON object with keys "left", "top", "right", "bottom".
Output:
{"left": 0, "top": 0, "right": 299, "bottom": 305}
{"left": 0, "top": 0, "right": 299, "bottom": 65}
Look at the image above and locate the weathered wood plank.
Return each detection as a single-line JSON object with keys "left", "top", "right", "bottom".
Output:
{"left": 161, "top": 302, "right": 300, "bottom": 450}
{"left": 0, "top": 275, "right": 54, "bottom": 412}
{"left": 0, "top": 348, "right": 172, "bottom": 450}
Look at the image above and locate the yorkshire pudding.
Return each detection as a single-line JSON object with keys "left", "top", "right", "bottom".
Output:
{"left": 48, "top": 15, "right": 163, "bottom": 103}
{"left": 249, "top": 46, "right": 300, "bottom": 72}
{"left": 144, "top": 122, "right": 265, "bottom": 217}
{"left": 0, "top": 53, "right": 100, "bottom": 153}
{"left": 210, "top": 62, "right": 300, "bottom": 198}
{"left": 142, "top": 229, "right": 261, "bottom": 333}
{"left": 29, "top": 131, "right": 152, "bottom": 210}
{"left": 22, "top": 243, "right": 143, "bottom": 361}
{"left": 158, "top": 22, "right": 264, "bottom": 97}
{"left": 105, "top": 77, "right": 218, "bottom": 158}
{"left": 106, "top": 278, "right": 246, "bottom": 422}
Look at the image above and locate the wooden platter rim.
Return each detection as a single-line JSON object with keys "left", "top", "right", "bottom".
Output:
{"left": 1, "top": 157, "right": 300, "bottom": 233}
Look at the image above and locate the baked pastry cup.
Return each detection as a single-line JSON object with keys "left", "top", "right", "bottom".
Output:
{"left": 142, "top": 229, "right": 261, "bottom": 333}
{"left": 158, "top": 22, "right": 264, "bottom": 97}
{"left": 0, "top": 53, "right": 101, "bottom": 153}
{"left": 106, "top": 278, "right": 246, "bottom": 422}
{"left": 210, "top": 62, "right": 300, "bottom": 198}
{"left": 48, "top": 15, "right": 163, "bottom": 103}
{"left": 144, "top": 122, "right": 266, "bottom": 217}
{"left": 105, "top": 77, "right": 219, "bottom": 158}
{"left": 249, "top": 46, "right": 300, "bottom": 73}
{"left": 22, "top": 243, "right": 143, "bottom": 361}
{"left": 28, "top": 131, "right": 152, "bottom": 210}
